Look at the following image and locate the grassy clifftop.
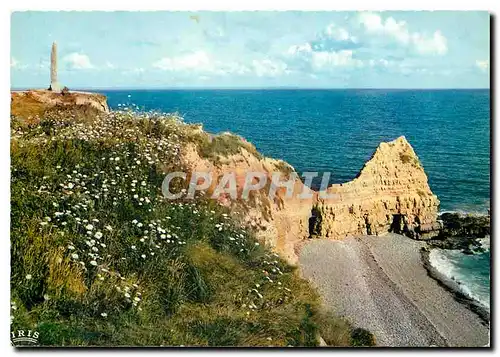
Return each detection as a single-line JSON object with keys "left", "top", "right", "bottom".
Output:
{"left": 10, "top": 101, "right": 361, "bottom": 347}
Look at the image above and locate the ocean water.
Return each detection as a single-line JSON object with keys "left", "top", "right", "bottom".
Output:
{"left": 429, "top": 247, "right": 490, "bottom": 311}
{"left": 97, "top": 89, "right": 491, "bottom": 308}
{"left": 99, "top": 89, "right": 490, "bottom": 214}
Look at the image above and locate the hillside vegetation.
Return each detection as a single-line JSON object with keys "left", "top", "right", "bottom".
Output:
{"left": 10, "top": 103, "right": 359, "bottom": 347}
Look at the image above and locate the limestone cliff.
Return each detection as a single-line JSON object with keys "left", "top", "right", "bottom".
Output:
{"left": 312, "top": 136, "right": 440, "bottom": 240}
{"left": 179, "top": 132, "right": 440, "bottom": 264}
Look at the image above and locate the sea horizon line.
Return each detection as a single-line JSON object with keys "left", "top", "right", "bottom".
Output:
{"left": 10, "top": 87, "right": 490, "bottom": 91}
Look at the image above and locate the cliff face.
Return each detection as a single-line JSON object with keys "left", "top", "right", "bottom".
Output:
{"left": 180, "top": 140, "right": 312, "bottom": 264}
{"left": 312, "top": 136, "right": 440, "bottom": 240}
{"left": 180, "top": 133, "right": 440, "bottom": 263}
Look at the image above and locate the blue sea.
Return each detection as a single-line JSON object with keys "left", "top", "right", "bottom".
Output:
{"left": 97, "top": 89, "right": 491, "bottom": 308}
{"left": 429, "top": 242, "right": 490, "bottom": 311}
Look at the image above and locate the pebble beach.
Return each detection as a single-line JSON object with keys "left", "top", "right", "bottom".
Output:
{"left": 299, "top": 234, "right": 490, "bottom": 347}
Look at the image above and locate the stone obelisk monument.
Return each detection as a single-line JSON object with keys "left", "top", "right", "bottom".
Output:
{"left": 49, "top": 42, "right": 61, "bottom": 92}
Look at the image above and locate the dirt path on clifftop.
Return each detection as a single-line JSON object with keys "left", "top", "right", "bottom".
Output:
{"left": 299, "top": 234, "right": 489, "bottom": 347}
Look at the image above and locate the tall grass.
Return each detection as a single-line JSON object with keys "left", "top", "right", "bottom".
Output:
{"left": 10, "top": 107, "right": 354, "bottom": 347}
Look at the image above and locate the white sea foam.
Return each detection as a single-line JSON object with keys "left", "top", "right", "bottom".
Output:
{"left": 429, "top": 248, "right": 459, "bottom": 279}
{"left": 438, "top": 210, "right": 490, "bottom": 217}
{"left": 478, "top": 237, "right": 490, "bottom": 251}
{"left": 429, "top": 248, "right": 490, "bottom": 311}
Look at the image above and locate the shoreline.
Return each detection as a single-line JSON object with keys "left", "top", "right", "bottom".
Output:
{"left": 420, "top": 248, "right": 490, "bottom": 324}
{"left": 299, "top": 234, "right": 490, "bottom": 347}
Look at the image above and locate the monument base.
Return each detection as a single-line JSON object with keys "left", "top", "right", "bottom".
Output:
{"left": 49, "top": 82, "right": 62, "bottom": 93}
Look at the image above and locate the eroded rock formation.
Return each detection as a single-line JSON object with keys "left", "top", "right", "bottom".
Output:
{"left": 180, "top": 132, "right": 441, "bottom": 263}
{"left": 312, "top": 136, "right": 440, "bottom": 240}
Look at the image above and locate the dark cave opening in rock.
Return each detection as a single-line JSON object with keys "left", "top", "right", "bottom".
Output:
{"left": 389, "top": 214, "right": 405, "bottom": 234}
{"left": 308, "top": 207, "right": 321, "bottom": 238}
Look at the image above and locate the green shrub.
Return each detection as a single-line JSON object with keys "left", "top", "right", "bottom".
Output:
{"left": 313, "top": 310, "right": 352, "bottom": 346}
{"left": 350, "top": 327, "right": 376, "bottom": 347}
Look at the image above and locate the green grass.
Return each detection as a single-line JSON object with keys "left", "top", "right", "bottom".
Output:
{"left": 194, "top": 131, "right": 262, "bottom": 162}
{"left": 10, "top": 107, "right": 356, "bottom": 347}
{"left": 273, "top": 160, "right": 294, "bottom": 177}
{"left": 399, "top": 152, "right": 421, "bottom": 168}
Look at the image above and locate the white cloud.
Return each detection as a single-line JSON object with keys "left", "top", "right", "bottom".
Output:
{"left": 358, "top": 12, "right": 447, "bottom": 56}
{"left": 37, "top": 61, "right": 50, "bottom": 69}
{"left": 358, "top": 12, "right": 410, "bottom": 44}
{"left": 285, "top": 12, "right": 448, "bottom": 79}
{"left": 476, "top": 59, "right": 489, "bottom": 72}
{"left": 105, "top": 61, "right": 115, "bottom": 69}
{"left": 153, "top": 51, "right": 211, "bottom": 72}
{"left": 368, "top": 58, "right": 393, "bottom": 68}
{"left": 324, "top": 23, "right": 357, "bottom": 43}
{"left": 204, "top": 27, "right": 226, "bottom": 40}
{"left": 216, "top": 62, "right": 250, "bottom": 76}
{"left": 121, "top": 67, "right": 145, "bottom": 76}
{"left": 287, "top": 23, "right": 358, "bottom": 58}
{"left": 412, "top": 31, "right": 448, "bottom": 56}
{"left": 10, "top": 57, "right": 28, "bottom": 70}
{"left": 284, "top": 22, "right": 365, "bottom": 74}
{"left": 63, "top": 53, "right": 94, "bottom": 69}
{"left": 153, "top": 51, "right": 253, "bottom": 76}
{"left": 287, "top": 43, "right": 313, "bottom": 56}
{"left": 287, "top": 43, "right": 363, "bottom": 71}
{"left": 252, "top": 59, "right": 288, "bottom": 77}
{"left": 311, "top": 50, "right": 363, "bottom": 70}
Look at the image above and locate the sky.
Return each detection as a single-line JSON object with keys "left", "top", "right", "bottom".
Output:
{"left": 11, "top": 11, "right": 490, "bottom": 89}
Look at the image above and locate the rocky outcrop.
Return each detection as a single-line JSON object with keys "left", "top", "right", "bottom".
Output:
{"left": 426, "top": 212, "right": 490, "bottom": 254}
{"left": 11, "top": 90, "right": 109, "bottom": 118}
{"left": 180, "top": 132, "right": 440, "bottom": 263}
{"left": 437, "top": 212, "right": 490, "bottom": 239}
{"left": 312, "top": 136, "right": 440, "bottom": 240}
